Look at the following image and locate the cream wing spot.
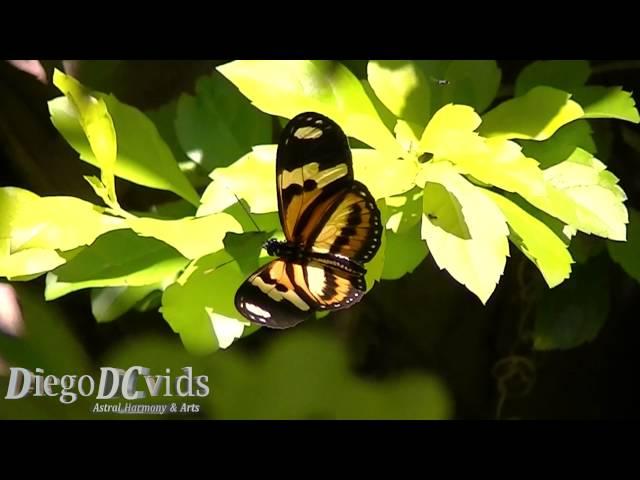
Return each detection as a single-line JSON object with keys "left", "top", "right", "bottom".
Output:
{"left": 250, "top": 276, "right": 310, "bottom": 311}
{"left": 280, "top": 167, "right": 305, "bottom": 188}
{"left": 313, "top": 164, "right": 348, "bottom": 188}
{"left": 294, "top": 126, "right": 323, "bottom": 139}
{"left": 244, "top": 302, "right": 271, "bottom": 319}
{"left": 280, "top": 162, "right": 349, "bottom": 189}
{"left": 306, "top": 264, "right": 328, "bottom": 296}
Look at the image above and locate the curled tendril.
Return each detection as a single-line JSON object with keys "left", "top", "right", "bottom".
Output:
{"left": 492, "top": 355, "right": 536, "bottom": 419}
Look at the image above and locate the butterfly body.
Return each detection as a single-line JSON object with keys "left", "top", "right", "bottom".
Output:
{"left": 264, "top": 238, "right": 306, "bottom": 262}
{"left": 234, "top": 112, "right": 382, "bottom": 329}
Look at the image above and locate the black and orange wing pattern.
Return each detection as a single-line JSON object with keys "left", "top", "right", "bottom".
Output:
{"left": 234, "top": 258, "right": 367, "bottom": 329}
{"left": 235, "top": 112, "right": 382, "bottom": 329}
{"left": 276, "top": 112, "right": 354, "bottom": 244}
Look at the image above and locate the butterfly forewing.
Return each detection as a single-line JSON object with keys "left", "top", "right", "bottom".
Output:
{"left": 276, "top": 112, "right": 353, "bottom": 243}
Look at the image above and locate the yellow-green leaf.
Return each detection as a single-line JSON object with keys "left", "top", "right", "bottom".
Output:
{"left": 223, "top": 231, "right": 271, "bottom": 277}
{"left": 217, "top": 60, "right": 402, "bottom": 156}
{"left": 573, "top": 86, "right": 640, "bottom": 123}
{"left": 447, "top": 137, "right": 548, "bottom": 201}
{"left": 0, "top": 238, "right": 8, "bottom": 258}
{"left": 381, "top": 222, "right": 429, "bottom": 280}
{"left": 352, "top": 149, "right": 418, "bottom": 199}
{"left": 52, "top": 69, "right": 118, "bottom": 205}
{"left": 480, "top": 86, "right": 584, "bottom": 141}
{"left": 436, "top": 135, "right": 627, "bottom": 242}
{"left": 543, "top": 148, "right": 628, "bottom": 241}
{"left": 383, "top": 187, "right": 424, "bottom": 234}
{"left": 0, "top": 187, "right": 124, "bottom": 255}
{"left": 198, "top": 144, "right": 412, "bottom": 218}
{"left": 45, "top": 230, "right": 188, "bottom": 301}
{"left": 419, "top": 161, "right": 509, "bottom": 304}
{"left": 83, "top": 176, "right": 113, "bottom": 208}
{"left": 206, "top": 308, "right": 246, "bottom": 349}
{"left": 161, "top": 251, "right": 253, "bottom": 355}
{"left": 91, "top": 284, "right": 162, "bottom": 323}
{"left": 127, "top": 213, "right": 242, "bottom": 260}
{"left": 394, "top": 120, "right": 421, "bottom": 153}
{"left": 175, "top": 72, "right": 272, "bottom": 172}
{"left": 361, "top": 79, "right": 397, "bottom": 134}
{"left": 49, "top": 94, "right": 199, "bottom": 206}
{"left": 0, "top": 249, "right": 66, "bottom": 280}
{"left": 482, "top": 190, "right": 573, "bottom": 288}
{"left": 515, "top": 60, "right": 590, "bottom": 97}
{"left": 198, "top": 145, "right": 277, "bottom": 216}
{"left": 519, "top": 120, "right": 596, "bottom": 169}
{"left": 367, "top": 60, "right": 431, "bottom": 136}
{"left": 419, "top": 104, "right": 484, "bottom": 157}
{"left": 421, "top": 182, "right": 471, "bottom": 239}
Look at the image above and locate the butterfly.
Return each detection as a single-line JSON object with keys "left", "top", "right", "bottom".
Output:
{"left": 234, "top": 112, "right": 382, "bottom": 329}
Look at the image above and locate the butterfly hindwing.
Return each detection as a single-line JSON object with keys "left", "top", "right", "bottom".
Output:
{"left": 308, "top": 181, "right": 382, "bottom": 264}
{"left": 235, "top": 258, "right": 368, "bottom": 329}
{"left": 293, "top": 260, "right": 367, "bottom": 310}
{"left": 234, "top": 259, "right": 311, "bottom": 329}
{"left": 276, "top": 112, "right": 353, "bottom": 243}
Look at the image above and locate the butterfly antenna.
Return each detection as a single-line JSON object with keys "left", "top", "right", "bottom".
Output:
{"left": 232, "top": 192, "right": 261, "bottom": 232}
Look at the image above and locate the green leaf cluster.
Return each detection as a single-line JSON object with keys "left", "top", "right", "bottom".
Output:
{"left": 2, "top": 61, "right": 638, "bottom": 353}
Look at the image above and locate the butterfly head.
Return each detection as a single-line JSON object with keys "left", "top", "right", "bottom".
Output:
{"left": 264, "top": 238, "right": 307, "bottom": 261}
{"left": 264, "top": 238, "right": 284, "bottom": 257}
